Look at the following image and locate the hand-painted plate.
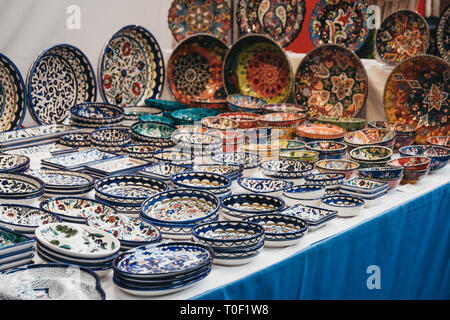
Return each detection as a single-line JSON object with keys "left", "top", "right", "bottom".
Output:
{"left": 294, "top": 44, "right": 368, "bottom": 117}
{"left": 309, "top": 0, "right": 369, "bottom": 52}
{"left": 26, "top": 169, "right": 94, "bottom": 190}
{"left": 99, "top": 25, "right": 165, "bottom": 107}
{"left": 168, "top": 0, "right": 231, "bottom": 43}
{"left": 27, "top": 44, "right": 96, "bottom": 125}
{"left": 383, "top": 55, "right": 450, "bottom": 144}
{"left": 223, "top": 34, "right": 293, "bottom": 104}
{"left": 437, "top": 4, "right": 450, "bottom": 64}
{"left": 236, "top": 0, "right": 306, "bottom": 48}
{"left": 0, "top": 54, "right": 27, "bottom": 131}
{"left": 376, "top": 10, "right": 429, "bottom": 65}
{"left": 167, "top": 34, "right": 228, "bottom": 104}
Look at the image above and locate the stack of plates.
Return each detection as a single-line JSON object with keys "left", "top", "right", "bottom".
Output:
{"left": 0, "top": 264, "right": 106, "bottom": 300}
{"left": 26, "top": 169, "right": 95, "bottom": 196}
{"left": 220, "top": 194, "right": 285, "bottom": 221}
{"left": 94, "top": 175, "right": 169, "bottom": 216}
{"left": 192, "top": 221, "right": 265, "bottom": 265}
{"left": 140, "top": 189, "right": 220, "bottom": 240}
{"left": 0, "top": 154, "right": 30, "bottom": 173}
{"left": 112, "top": 242, "right": 213, "bottom": 296}
{"left": 0, "top": 173, "right": 46, "bottom": 205}
{"left": 86, "top": 213, "right": 162, "bottom": 251}
{"left": 40, "top": 196, "right": 117, "bottom": 224}
{"left": 69, "top": 102, "right": 124, "bottom": 128}
{"left": 35, "top": 222, "right": 120, "bottom": 277}
{"left": 0, "top": 225, "right": 35, "bottom": 272}
{"left": 0, "top": 204, "right": 61, "bottom": 237}
{"left": 339, "top": 178, "right": 388, "bottom": 208}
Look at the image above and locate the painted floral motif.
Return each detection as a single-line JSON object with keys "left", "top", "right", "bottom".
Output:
{"left": 295, "top": 44, "right": 368, "bottom": 117}
{"left": 376, "top": 10, "right": 429, "bottom": 64}
{"left": 0, "top": 174, "right": 43, "bottom": 195}
{"left": 237, "top": 0, "right": 305, "bottom": 48}
{"left": 0, "top": 205, "right": 59, "bottom": 227}
{"left": 43, "top": 149, "right": 119, "bottom": 169}
{"left": 310, "top": 0, "right": 369, "bottom": 52}
{"left": 27, "top": 170, "right": 93, "bottom": 188}
{"left": 384, "top": 55, "right": 449, "bottom": 144}
{"left": 40, "top": 198, "right": 115, "bottom": 219}
{"left": 168, "top": 0, "right": 231, "bottom": 43}
{"left": 437, "top": 5, "right": 450, "bottom": 63}
{"left": 145, "top": 198, "right": 216, "bottom": 222}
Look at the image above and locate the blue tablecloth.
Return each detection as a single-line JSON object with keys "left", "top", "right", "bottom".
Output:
{"left": 192, "top": 182, "right": 450, "bottom": 300}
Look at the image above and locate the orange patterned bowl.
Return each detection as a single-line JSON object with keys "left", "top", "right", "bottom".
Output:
{"left": 296, "top": 124, "right": 347, "bottom": 142}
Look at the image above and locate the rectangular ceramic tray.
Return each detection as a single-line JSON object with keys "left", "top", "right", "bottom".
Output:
{"left": 340, "top": 178, "right": 389, "bottom": 194}
{"left": 41, "top": 149, "right": 122, "bottom": 171}
{"left": 0, "top": 226, "right": 35, "bottom": 256}
{"left": 2, "top": 142, "right": 78, "bottom": 157}
{"left": 84, "top": 157, "right": 150, "bottom": 176}
{"left": 280, "top": 204, "right": 338, "bottom": 227}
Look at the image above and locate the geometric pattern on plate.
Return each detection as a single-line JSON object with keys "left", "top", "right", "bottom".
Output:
{"left": 238, "top": 177, "right": 293, "bottom": 193}
{"left": 281, "top": 204, "right": 337, "bottom": 225}
{"left": 260, "top": 159, "right": 314, "bottom": 178}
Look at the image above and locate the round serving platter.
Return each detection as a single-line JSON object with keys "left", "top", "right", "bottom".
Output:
{"left": 383, "top": 54, "right": 450, "bottom": 144}
{"left": 437, "top": 4, "right": 450, "bottom": 64}
{"left": 376, "top": 9, "right": 429, "bottom": 65}
{"left": 98, "top": 25, "right": 165, "bottom": 107}
{"left": 294, "top": 44, "right": 368, "bottom": 118}
{"left": 236, "top": 0, "right": 306, "bottom": 48}
{"left": 27, "top": 44, "right": 97, "bottom": 125}
{"left": 168, "top": 0, "right": 231, "bottom": 43}
{"left": 309, "top": 0, "right": 369, "bottom": 52}
{"left": 0, "top": 53, "right": 27, "bottom": 132}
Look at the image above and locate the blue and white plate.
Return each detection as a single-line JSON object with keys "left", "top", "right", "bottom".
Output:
{"left": 139, "top": 163, "right": 192, "bottom": 181}
{"left": 211, "top": 152, "right": 262, "bottom": 169}
{"left": 0, "top": 173, "right": 45, "bottom": 200}
{"left": 238, "top": 177, "right": 294, "bottom": 196}
{"left": 260, "top": 159, "right": 314, "bottom": 179}
{"left": 26, "top": 169, "right": 94, "bottom": 191}
{"left": 283, "top": 185, "right": 325, "bottom": 200}
{"left": 0, "top": 154, "right": 30, "bottom": 174}
{"left": 41, "top": 149, "right": 121, "bottom": 171}
{"left": 220, "top": 193, "right": 285, "bottom": 220}
{"left": 0, "top": 204, "right": 61, "bottom": 233}
{"left": 281, "top": 204, "right": 337, "bottom": 230}
{"left": 171, "top": 171, "right": 231, "bottom": 195}
{"left": 304, "top": 173, "right": 345, "bottom": 189}
{"left": 321, "top": 195, "right": 365, "bottom": 217}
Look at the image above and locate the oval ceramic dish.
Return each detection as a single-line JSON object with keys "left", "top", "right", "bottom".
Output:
{"left": 220, "top": 193, "right": 285, "bottom": 220}
{"left": 0, "top": 204, "right": 61, "bottom": 233}
{"left": 258, "top": 112, "right": 306, "bottom": 128}
{"left": 171, "top": 172, "right": 232, "bottom": 195}
{"left": 296, "top": 124, "right": 347, "bottom": 142}
{"left": 201, "top": 116, "right": 239, "bottom": 131}
{"left": 0, "top": 173, "right": 45, "bottom": 199}
{"left": 260, "top": 159, "right": 314, "bottom": 179}
{"left": 304, "top": 173, "right": 346, "bottom": 189}
{"left": 226, "top": 94, "right": 267, "bottom": 114}
{"left": 0, "top": 155, "right": 30, "bottom": 174}
{"left": 321, "top": 195, "right": 365, "bottom": 217}
{"left": 70, "top": 102, "right": 124, "bottom": 126}
{"left": 139, "top": 163, "right": 192, "bottom": 181}
{"left": 212, "top": 152, "right": 262, "bottom": 169}
{"left": 238, "top": 177, "right": 294, "bottom": 196}
{"left": 283, "top": 185, "right": 325, "bottom": 200}
{"left": 217, "top": 112, "right": 260, "bottom": 129}
{"left": 130, "top": 121, "right": 177, "bottom": 147}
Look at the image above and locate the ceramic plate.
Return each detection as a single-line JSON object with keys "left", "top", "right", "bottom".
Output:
{"left": 26, "top": 170, "right": 94, "bottom": 190}
{"left": 40, "top": 197, "right": 117, "bottom": 221}
{"left": 27, "top": 44, "right": 96, "bottom": 125}
{"left": 236, "top": 0, "right": 306, "bottom": 48}
{"left": 376, "top": 10, "right": 429, "bottom": 65}
{"left": 85, "top": 157, "right": 149, "bottom": 176}
{"left": 0, "top": 226, "right": 35, "bottom": 255}
{"left": 384, "top": 55, "right": 450, "bottom": 144}
{"left": 294, "top": 44, "right": 368, "bottom": 117}
{"left": 238, "top": 177, "right": 293, "bottom": 194}
{"left": 99, "top": 25, "right": 165, "bottom": 107}
{"left": 310, "top": 0, "right": 369, "bottom": 52}
{"left": 437, "top": 5, "right": 450, "bottom": 64}
{"left": 0, "top": 173, "right": 45, "bottom": 198}
{"left": 168, "top": 0, "right": 231, "bottom": 43}
{"left": 223, "top": 34, "right": 293, "bottom": 104}
{"left": 0, "top": 154, "right": 30, "bottom": 173}
{"left": 0, "top": 204, "right": 60, "bottom": 232}
{"left": 167, "top": 34, "right": 228, "bottom": 104}
{"left": 42, "top": 149, "right": 121, "bottom": 171}
{"left": 139, "top": 163, "right": 192, "bottom": 180}
{"left": 0, "top": 53, "right": 27, "bottom": 131}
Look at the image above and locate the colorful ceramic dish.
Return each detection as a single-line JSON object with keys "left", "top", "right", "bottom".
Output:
{"left": 258, "top": 112, "right": 306, "bottom": 128}
{"left": 28, "top": 44, "right": 96, "bottom": 124}
{"left": 305, "top": 140, "right": 347, "bottom": 159}
{"left": 124, "top": 106, "right": 163, "bottom": 120}
{"left": 171, "top": 172, "right": 232, "bottom": 195}
{"left": 90, "top": 127, "right": 131, "bottom": 149}
{"left": 317, "top": 116, "right": 366, "bottom": 131}
{"left": 238, "top": 177, "right": 294, "bottom": 196}
{"left": 152, "top": 151, "right": 194, "bottom": 165}
{"left": 349, "top": 146, "right": 393, "bottom": 162}
{"left": 226, "top": 94, "right": 267, "bottom": 113}
{"left": 121, "top": 144, "right": 162, "bottom": 159}
{"left": 387, "top": 156, "right": 431, "bottom": 171}
{"left": 315, "top": 159, "right": 360, "bottom": 179}
{"left": 399, "top": 145, "right": 450, "bottom": 171}
{"left": 70, "top": 102, "right": 124, "bottom": 128}
{"left": 294, "top": 44, "right": 368, "bottom": 118}
{"left": 279, "top": 150, "right": 320, "bottom": 162}
{"left": 220, "top": 193, "right": 285, "bottom": 220}
{"left": 280, "top": 204, "right": 337, "bottom": 229}
{"left": 340, "top": 177, "right": 388, "bottom": 194}
{"left": 260, "top": 159, "right": 314, "bottom": 179}
{"left": 0, "top": 204, "right": 61, "bottom": 233}
{"left": 269, "top": 140, "right": 306, "bottom": 152}
{"left": 167, "top": 34, "right": 228, "bottom": 104}
{"left": 321, "top": 195, "right": 365, "bottom": 217}
{"left": 26, "top": 169, "right": 94, "bottom": 192}
{"left": 383, "top": 55, "right": 450, "bottom": 145}
{"left": 41, "top": 149, "right": 120, "bottom": 171}
{"left": 427, "top": 136, "right": 450, "bottom": 147}
{"left": 212, "top": 152, "right": 262, "bottom": 169}
{"left": 357, "top": 166, "right": 404, "bottom": 190}
{"left": 368, "top": 121, "right": 417, "bottom": 150}
{"left": 131, "top": 121, "right": 177, "bottom": 147}
{"left": 310, "top": 0, "right": 369, "bottom": 52}
{"left": 139, "top": 163, "right": 192, "bottom": 181}
{"left": 0, "top": 155, "right": 30, "bottom": 174}
{"left": 296, "top": 124, "right": 347, "bottom": 142}
{"left": 201, "top": 116, "right": 239, "bottom": 130}
{"left": 437, "top": 4, "right": 450, "bottom": 63}
{"left": 304, "top": 173, "right": 346, "bottom": 188}
{"left": 0, "top": 53, "right": 27, "bottom": 131}
{"left": 344, "top": 129, "right": 396, "bottom": 151}
{"left": 170, "top": 108, "right": 221, "bottom": 125}
{"left": 217, "top": 112, "right": 260, "bottom": 129}
{"left": 99, "top": 25, "right": 165, "bottom": 107}
{"left": 59, "top": 132, "right": 91, "bottom": 147}
{"left": 0, "top": 173, "right": 45, "bottom": 200}
{"left": 376, "top": 10, "right": 429, "bottom": 65}
{"left": 223, "top": 34, "right": 293, "bottom": 104}
{"left": 138, "top": 114, "right": 175, "bottom": 126}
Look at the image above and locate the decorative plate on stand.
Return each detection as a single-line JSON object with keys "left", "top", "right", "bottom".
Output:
{"left": 376, "top": 10, "right": 429, "bottom": 65}
{"left": 168, "top": 0, "right": 231, "bottom": 43}
{"left": 0, "top": 54, "right": 27, "bottom": 132}
{"left": 384, "top": 54, "right": 450, "bottom": 144}
{"left": 223, "top": 34, "right": 293, "bottom": 104}
{"left": 309, "top": 0, "right": 369, "bottom": 52}
{"left": 294, "top": 44, "right": 368, "bottom": 117}
{"left": 236, "top": 0, "right": 306, "bottom": 48}
{"left": 437, "top": 4, "right": 450, "bottom": 64}
{"left": 27, "top": 44, "right": 97, "bottom": 125}
{"left": 167, "top": 34, "right": 228, "bottom": 105}
{"left": 99, "top": 25, "right": 165, "bottom": 107}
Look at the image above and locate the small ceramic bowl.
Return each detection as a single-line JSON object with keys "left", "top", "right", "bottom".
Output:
{"left": 138, "top": 114, "right": 175, "bottom": 126}
{"left": 340, "top": 178, "right": 389, "bottom": 195}
{"left": 170, "top": 108, "right": 221, "bottom": 125}
{"left": 212, "top": 152, "right": 262, "bottom": 169}
{"left": 269, "top": 140, "right": 305, "bottom": 152}
{"left": 59, "top": 132, "right": 92, "bottom": 147}
{"left": 243, "top": 214, "right": 308, "bottom": 247}
{"left": 279, "top": 150, "right": 320, "bottom": 162}
{"left": 262, "top": 103, "right": 308, "bottom": 114}
{"left": 238, "top": 177, "right": 294, "bottom": 197}
{"left": 217, "top": 112, "right": 260, "bottom": 129}
{"left": 283, "top": 185, "right": 325, "bottom": 200}
{"left": 339, "top": 189, "right": 387, "bottom": 208}
{"left": 315, "top": 159, "right": 360, "bottom": 179}
{"left": 305, "top": 141, "right": 347, "bottom": 160}
{"left": 130, "top": 121, "right": 177, "bottom": 147}
{"left": 296, "top": 124, "right": 347, "bottom": 142}
{"left": 220, "top": 193, "right": 285, "bottom": 220}
{"left": 123, "top": 106, "right": 162, "bottom": 120}
{"left": 152, "top": 151, "right": 194, "bottom": 165}
{"left": 201, "top": 116, "right": 239, "bottom": 131}
{"left": 304, "top": 173, "right": 346, "bottom": 189}
{"left": 226, "top": 94, "right": 266, "bottom": 113}
{"left": 242, "top": 144, "right": 279, "bottom": 159}
{"left": 357, "top": 166, "right": 404, "bottom": 190}
{"left": 139, "top": 163, "right": 192, "bottom": 181}
{"left": 398, "top": 167, "right": 430, "bottom": 184}
{"left": 175, "top": 125, "right": 209, "bottom": 134}
{"left": 427, "top": 136, "right": 450, "bottom": 148}
{"left": 321, "top": 195, "right": 365, "bottom": 217}
{"left": 121, "top": 144, "right": 162, "bottom": 159}
{"left": 192, "top": 164, "right": 243, "bottom": 180}
{"left": 172, "top": 132, "right": 223, "bottom": 155}
{"left": 171, "top": 171, "right": 232, "bottom": 195}
{"left": 317, "top": 116, "right": 365, "bottom": 131}
{"left": 70, "top": 102, "right": 124, "bottom": 126}
{"left": 344, "top": 129, "right": 396, "bottom": 151}
{"left": 399, "top": 145, "right": 450, "bottom": 171}
{"left": 350, "top": 146, "right": 393, "bottom": 162}
{"left": 90, "top": 127, "right": 131, "bottom": 150}
{"left": 368, "top": 121, "right": 417, "bottom": 150}
{"left": 387, "top": 156, "right": 431, "bottom": 171}
{"left": 260, "top": 159, "right": 314, "bottom": 179}
{"left": 258, "top": 112, "right": 306, "bottom": 128}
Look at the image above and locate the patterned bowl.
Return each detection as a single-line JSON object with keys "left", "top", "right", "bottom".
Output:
{"left": 315, "top": 159, "right": 360, "bottom": 179}
{"left": 139, "top": 163, "right": 192, "bottom": 181}
{"left": 387, "top": 156, "right": 431, "bottom": 171}
{"left": 0, "top": 173, "right": 46, "bottom": 200}
{"left": 296, "top": 124, "right": 347, "bottom": 142}
{"left": 258, "top": 112, "right": 306, "bottom": 128}
{"left": 175, "top": 125, "right": 209, "bottom": 134}
{"left": 260, "top": 159, "right": 314, "bottom": 179}
{"left": 242, "top": 144, "right": 279, "bottom": 158}
{"left": 357, "top": 166, "right": 404, "bottom": 190}
{"left": 226, "top": 94, "right": 267, "bottom": 113}
{"left": 130, "top": 121, "right": 177, "bottom": 147}
{"left": 217, "top": 112, "right": 260, "bottom": 129}
{"left": 59, "top": 132, "right": 91, "bottom": 147}
{"left": 172, "top": 132, "right": 223, "bottom": 155}
{"left": 243, "top": 214, "right": 308, "bottom": 247}
{"left": 123, "top": 106, "right": 162, "bottom": 121}
{"left": 171, "top": 172, "right": 232, "bottom": 195}
{"left": 145, "top": 98, "right": 187, "bottom": 112}
{"left": 138, "top": 114, "right": 175, "bottom": 126}
{"left": 201, "top": 116, "right": 239, "bottom": 130}
{"left": 238, "top": 177, "right": 294, "bottom": 196}
{"left": 305, "top": 140, "right": 347, "bottom": 160}
{"left": 262, "top": 103, "right": 308, "bottom": 114}
{"left": 0, "top": 154, "right": 30, "bottom": 174}
{"left": 321, "top": 195, "right": 365, "bottom": 217}
{"left": 282, "top": 185, "right": 325, "bottom": 200}
{"left": 269, "top": 140, "right": 306, "bottom": 152}
{"left": 212, "top": 152, "right": 262, "bottom": 169}
{"left": 398, "top": 167, "right": 431, "bottom": 184}
{"left": 279, "top": 150, "right": 320, "bottom": 162}
{"left": 0, "top": 204, "right": 62, "bottom": 233}
{"left": 304, "top": 173, "right": 346, "bottom": 189}
{"left": 367, "top": 121, "right": 416, "bottom": 149}
{"left": 170, "top": 108, "right": 221, "bottom": 125}
{"left": 192, "top": 163, "right": 243, "bottom": 180}
{"left": 427, "top": 136, "right": 450, "bottom": 148}
{"left": 152, "top": 151, "right": 194, "bottom": 165}
{"left": 349, "top": 146, "right": 393, "bottom": 168}
{"left": 220, "top": 193, "right": 285, "bottom": 220}
{"left": 399, "top": 145, "right": 450, "bottom": 171}
{"left": 344, "top": 129, "right": 396, "bottom": 151}
{"left": 121, "top": 144, "right": 162, "bottom": 159}
{"left": 70, "top": 102, "right": 124, "bottom": 125}
{"left": 90, "top": 127, "right": 131, "bottom": 148}
{"left": 317, "top": 116, "right": 366, "bottom": 131}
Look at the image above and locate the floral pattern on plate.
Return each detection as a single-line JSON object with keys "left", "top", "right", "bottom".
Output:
{"left": 0, "top": 204, "right": 60, "bottom": 228}
{"left": 0, "top": 173, "right": 44, "bottom": 195}
{"left": 26, "top": 170, "right": 93, "bottom": 189}
{"left": 40, "top": 197, "right": 116, "bottom": 219}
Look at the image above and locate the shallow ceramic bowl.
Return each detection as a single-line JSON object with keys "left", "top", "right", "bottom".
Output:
{"left": 279, "top": 150, "right": 320, "bottom": 162}
{"left": 321, "top": 195, "right": 365, "bottom": 217}
{"left": 70, "top": 102, "right": 124, "bottom": 125}
{"left": 152, "top": 151, "right": 194, "bottom": 165}
{"left": 400, "top": 167, "right": 430, "bottom": 184}
{"left": 220, "top": 193, "right": 285, "bottom": 220}
{"left": 243, "top": 214, "right": 308, "bottom": 247}
{"left": 90, "top": 127, "right": 131, "bottom": 147}
{"left": 350, "top": 146, "right": 393, "bottom": 162}
{"left": 171, "top": 172, "right": 232, "bottom": 195}
{"left": 269, "top": 140, "right": 305, "bottom": 152}
{"left": 399, "top": 145, "right": 450, "bottom": 171}
{"left": 121, "top": 144, "right": 162, "bottom": 159}
{"left": 344, "top": 129, "right": 396, "bottom": 151}
{"left": 262, "top": 103, "right": 308, "bottom": 114}
{"left": 279, "top": 204, "right": 337, "bottom": 230}
{"left": 0, "top": 154, "right": 30, "bottom": 174}
{"left": 305, "top": 141, "right": 347, "bottom": 160}
{"left": 0, "top": 204, "right": 61, "bottom": 232}
{"left": 59, "top": 132, "right": 91, "bottom": 147}
{"left": 212, "top": 152, "right": 262, "bottom": 169}
{"left": 175, "top": 125, "right": 209, "bottom": 134}
{"left": 258, "top": 112, "right": 306, "bottom": 128}
{"left": 283, "top": 185, "right": 325, "bottom": 200}
{"left": 357, "top": 166, "right": 404, "bottom": 190}
{"left": 170, "top": 108, "right": 221, "bottom": 125}
{"left": 139, "top": 163, "right": 192, "bottom": 180}
{"left": 138, "top": 114, "right": 175, "bottom": 126}
{"left": 340, "top": 178, "right": 388, "bottom": 195}
{"left": 226, "top": 95, "right": 266, "bottom": 113}
{"left": 387, "top": 156, "right": 431, "bottom": 171}
{"left": 201, "top": 116, "right": 239, "bottom": 131}
{"left": 427, "top": 136, "right": 450, "bottom": 148}
{"left": 315, "top": 160, "right": 360, "bottom": 179}
{"left": 304, "top": 173, "right": 346, "bottom": 189}
{"left": 192, "top": 164, "right": 243, "bottom": 180}
{"left": 367, "top": 121, "right": 416, "bottom": 149}
{"left": 238, "top": 177, "right": 294, "bottom": 197}
{"left": 217, "top": 112, "right": 260, "bottom": 129}
{"left": 317, "top": 116, "right": 365, "bottom": 131}
{"left": 123, "top": 106, "right": 162, "bottom": 120}
{"left": 260, "top": 159, "right": 314, "bottom": 179}
{"left": 296, "top": 124, "right": 347, "bottom": 142}
{"left": 131, "top": 121, "right": 177, "bottom": 147}
{"left": 145, "top": 98, "right": 187, "bottom": 112}
{"left": 0, "top": 173, "right": 46, "bottom": 200}
{"left": 172, "top": 132, "right": 223, "bottom": 155}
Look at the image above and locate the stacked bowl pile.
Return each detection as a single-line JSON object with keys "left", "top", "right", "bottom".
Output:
{"left": 349, "top": 146, "right": 393, "bottom": 168}
{"left": 130, "top": 121, "right": 177, "bottom": 148}
{"left": 220, "top": 194, "right": 285, "bottom": 221}
{"left": 339, "top": 177, "right": 389, "bottom": 208}
{"left": 0, "top": 225, "right": 35, "bottom": 271}
{"left": 0, "top": 155, "right": 30, "bottom": 174}
{"left": 387, "top": 156, "right": 431, "bottom": 184}
{"left": 90, "top": 127, "right": 131, "bottom": 153}
{"left": 0, "top": 173, "right": 45, "bottom": 206}
{"left": 171, "top": 172, "right": 232, "bottom": 198}
{"left": 69, "top": 103, "right": 124, "bottom": 128}
{"left": 399, "top": 145, "right": 450, "bottom": 171}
